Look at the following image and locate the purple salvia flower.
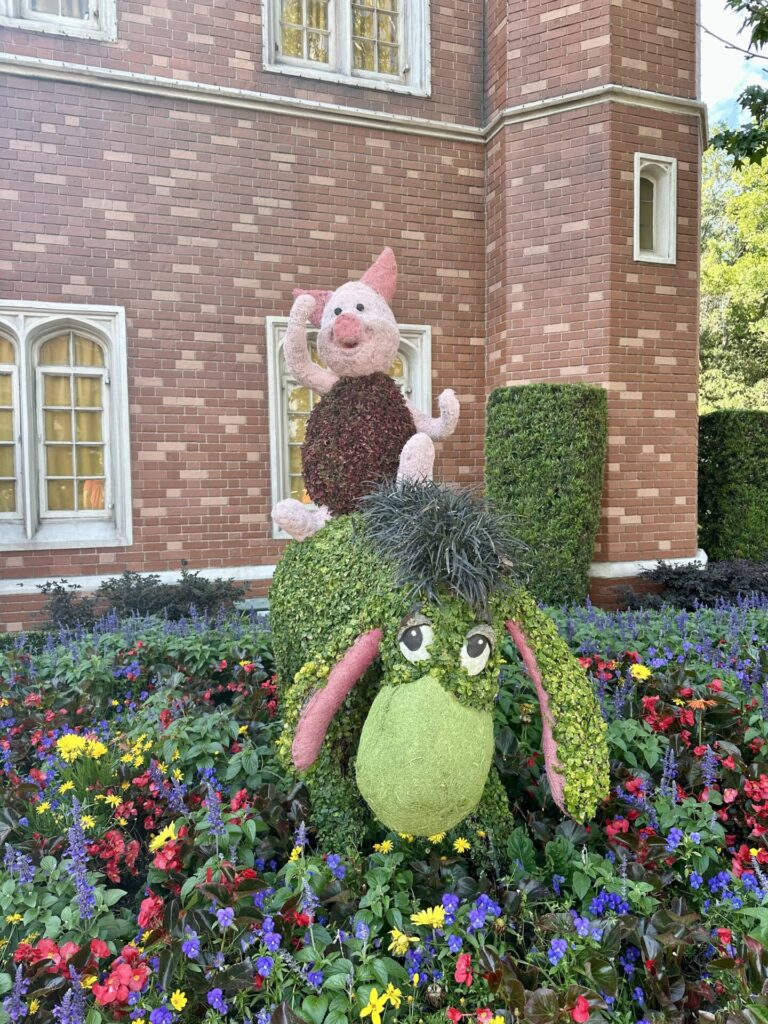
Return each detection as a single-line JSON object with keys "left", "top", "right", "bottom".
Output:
{"left": 53, "top": 970, "right": 87, "bottom": 1024}
{"left": 3, "top": 967, "right": 29, "bottom": 1022}
{"left": 67, "top": 798, "right": 96, "bottom": 920}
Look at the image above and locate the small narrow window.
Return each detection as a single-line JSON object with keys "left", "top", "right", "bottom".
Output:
{"left": 0, "top": 336, "right": 19, "bottom": 519}
{"left": 634, "top": 154, "right": 677, "bottom": 264}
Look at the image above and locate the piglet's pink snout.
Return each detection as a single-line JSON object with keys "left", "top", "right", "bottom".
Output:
{"left": 332, "top": 312, "right": 363, "bottom": 347}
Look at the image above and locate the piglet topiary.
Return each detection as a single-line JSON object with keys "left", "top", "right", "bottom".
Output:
{"left": 271, "top": 248, "right": 460, "bottom": 541}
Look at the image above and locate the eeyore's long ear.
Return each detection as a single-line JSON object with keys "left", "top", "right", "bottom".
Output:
{"left": 292, "top": 630, "right": 382, "bottom": 771}
{"left": 505, "top": 619, "right": 566, "bottom": 812}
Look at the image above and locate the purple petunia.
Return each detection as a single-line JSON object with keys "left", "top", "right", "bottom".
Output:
{"left": 216, "top": 907, "right": 235, "bottom": 929}
{"left": 207, "top": 989, "right": 228, "bottom": 1014}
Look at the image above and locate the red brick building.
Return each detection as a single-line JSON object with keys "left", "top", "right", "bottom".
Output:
{"left": 0, "top": 0, "right": 705, "bottom": 630}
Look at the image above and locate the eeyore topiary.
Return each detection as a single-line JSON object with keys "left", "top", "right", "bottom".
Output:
{"left": 270, "top": 480, "right": 609, "bottom": 851}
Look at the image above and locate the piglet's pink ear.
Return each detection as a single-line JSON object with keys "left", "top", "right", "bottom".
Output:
{"left": 292, "top": 629, "right": 382, "bottom": 771}
{"left": 505, "top": 619, "right": 567, "bottom": 813}
{"left": 360, "top": 247, "right": 397, "bottom": 304}
{"left": 292, "top": 288, "right": 333, "bottom": 328}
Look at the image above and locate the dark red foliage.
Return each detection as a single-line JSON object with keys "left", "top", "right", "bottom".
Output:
{"left": 302, "top": 372, "right": 416, "bottom": 515}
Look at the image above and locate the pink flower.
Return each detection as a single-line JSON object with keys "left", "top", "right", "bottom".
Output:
{"left": 724, "top": 788, "right": 739, "bottom": 804}
{"left": 571, "top": 995, "right": 590, "bottom": 1022}
{"left": 454, "top": 953, "right": 473, "bottom": 987}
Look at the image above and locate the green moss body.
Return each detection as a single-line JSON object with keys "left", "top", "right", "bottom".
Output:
{"left": 270, "top": 512, "right": 609, "bottom": 848}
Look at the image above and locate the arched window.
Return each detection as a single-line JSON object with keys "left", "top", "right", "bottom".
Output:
{"left": 634, "top": 154, "right": 677, "bottom": 264}
{"left": 0, "top": 303, "right": 131, "bottom": 550}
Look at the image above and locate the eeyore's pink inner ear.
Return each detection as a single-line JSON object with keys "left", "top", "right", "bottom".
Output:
{"left": 360, "top": 247, "right": 397, "bottom": 304}
{"left": 292, "top": 629, "right": 382, "bottom": 771}
{"left": 292, "top": 288, "right": 333, "bottom": 328}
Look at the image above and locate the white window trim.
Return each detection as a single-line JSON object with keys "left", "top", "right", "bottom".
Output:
{"left": 0, "top": 301, "right": 132, "bottom": 551}
{"left": 633, "top": 152, "right": 677, "bottom": 265}
{"left": 262, "top": 0, "right": 431, "bottom": 97}
{"left": 266, "top": 315, "right": 432, "bottom": 539}
{"left": 0, "top": 0, "right": 117, "bottom": 41}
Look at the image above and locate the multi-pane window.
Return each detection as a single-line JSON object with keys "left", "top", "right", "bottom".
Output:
{"left": 266, "top": 317, "right": 431, "bottom": 534}
{"left": 634, "top": 154, "right": 677, "bottom": 265}
{"left": 0, "top": 303, "right": 131, "bottom": 551}
{"left": 266, "top": 0, "right": 429, "bottom": 95}
{"left": 0, "top": 0, "right": 116, "bottom": 38}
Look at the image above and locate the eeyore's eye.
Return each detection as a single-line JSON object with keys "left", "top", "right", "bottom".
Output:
{"left": 356, "top": 303, "right": 365, "bottom": 311}
{"left": 334, "top": 307, "right": 342, "bottom": 315}
{"left": 461, "top": 626, "right": 495, "bottom": 676}
{"left": 398, "top": 616, "right": 434, "bottom": 663}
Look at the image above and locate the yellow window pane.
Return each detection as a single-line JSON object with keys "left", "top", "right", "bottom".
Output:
{"left": 282, "top": 25, "right": 303, "bottom": 56}
{"left": 44, "top": 375, "right": 72, "bottom": 407}
{"left": 353, "top": 7, "right": 374, "bottom": 38}
{"left": 353, "top": 37, "right": 376, "bottom": 69}
{"left": 47, "top": 479, "right": 75, "bottom": 511}
{"left": 0, "top": 445, "right": 14, "bottom": 477}
{"left": 76, "top": 411, "right": 103, "bottom": 442}
{"left": 281, "top": 0, "right": 302, "bottom": 24}
{"left": 290, "top": 476, "right": 307, "bottom": 501}
{"left": 308, "top": 0, "right": 328, "bottom": 29}
{"left": 40, "top": 334, "right": 71, "bottom": 365}
{"left": 45, "top": 410, "right": 73, "bottom": 443}
{"left": 307, "top": 31, "right": 329, "bottom": 62}
{"left": 378, "top": 43, "right": 399, "bottom": 73}
{"left": 389, "top": 355, "right": 404, "bottom": 378}
{"left": 288, "top": 414, "right": 307, "bottom": 444}
{"left": 75, "top": 376, "right": 102, "bottom": 408}
{"left": 0, "top": 374, "right": 12, "bottom": 406}
{"left": 288, "top": 385, "right": 312, "bottom": 413}
{"left": 73, "top": 336, "right": 104, "bottom": 367}
{"left": 378, "top": 12, "right": 397, "bottom": 42}
{"left": 0, "top": 339, "right": 14, "bottom": 365}
{"left": 288, "top": 445, "right": 303, "bottom": 474}
{"left": 46, "top": 445, "right": 74, "bottom": 477}
{"left": 79, "top": 479, "right": 105, "bottom": 511}
{"left": 0, "top": 410, "right": 13, "bottom": 442}
{"left": 0, "top": 481, "right": 15, "bottom": 514}
{"left": 76, "top": 445, "right": 104, "bottom": 476}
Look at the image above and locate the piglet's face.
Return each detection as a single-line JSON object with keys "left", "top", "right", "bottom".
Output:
{"left": 317, "top": 281, "right": 400, "bottom": 377}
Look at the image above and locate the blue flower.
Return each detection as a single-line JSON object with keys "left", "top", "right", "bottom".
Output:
{"left": 149, "top": 1008, "right": 173, "bottom": 1024}
{"left": 257, "top": 956, "right": 274, "bottom": 978}
{"left": 547, "top": 938, "right": 568, "bottom": 966}
{"left": 552, "top": 874, "right": 565, "bottom": 896}
{"left": 263, "top": 931, "right": 282, "bottom": 952}
{"left": 355, "top": 921, "right": 370, "bottom": 941}
{"left": 181, "top": 931, "right": 200, "bottom": 958}
{"left": 442, "top": 893, "right": 460, "bottom": 915}
{"left": 447, "top": 935, "right": 463, "bottom": 953}
{"left": 326, "top": 854, "right": 346, "bottom": 881}
{"left": 307, "top": 969, "right": 324, "bottom": 988}
{"left": 665, "top": 827, "right": 684, "bottom": 852}
{"left": 689, "top": 872, "right": 704, "bottom": 890}
{"left": 207, "top": 989, "right": 228, "bottom": 1014}
{"left": 216, "top": 907, "right": 235, "bottom": 929}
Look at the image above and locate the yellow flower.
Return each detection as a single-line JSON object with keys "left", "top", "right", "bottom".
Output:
{"left": 398, "top": 833, "right": 414, "bottom": 843}
{"left": 750, "top": 847, "right": 760, "bottom": 857}
{"left": 86, "top": 739, "right": 108, "bottom": 759}
{"left": 57, "top": 734, "right": 88, "bottom": 762}
{"left": 412, "top": 973, "right": 420, "bottom": 987}
{"left": 360, "top": 987, "right": 388, "bottom": 1024}
{"left": 117, "top": 817, "right": 128, "bottom": 826}
{"left": 5, "top": 914, "right": 22, "bottom": 924}
{"left": 105, "top": 794, "right": 122, "bottom": 807}
{"left": 385, "top": 984, "right": 402, "bottom": 1009}
{"left": 149, "top": 822, "right": 178, "bottom": 853}
{"left": 388, "top": 929, "right": 419, "bottom": 956}
{"left": 289, "top": 846, "right": 302, "bottom": 862}
{"left": 239, "top": 725, "right": 248, "bottom": 735}
{"left": 82, "top": 976, "right": 97, "bottom": 990}
{"left": 172, "top": 768, "right": 183, "bottom": 781}
{"left": 170, "top": 990, "right": 187, "bottom": 1012}
{"left": 37, "top": 801, "right": 51, "bottom": 813}
{"left": 29, "top": 1000, "right": 40, "bottom": 1014}
{"left": 111, "top": 700, "right": 120, "bottom": 707}
{"left": 373, "top": 840, "right": 394, "bottom": 854}
{"left": 453, "top": 837, "right": 471, "bottom": 854}
{"left": 491, "top": 1017, "right": 504, "bottom": 1024}
{"left": 476, "top": 829, "right": 487, "bottom": 838}
{"left": 156, "top": 762, "right": 168, "bottom": 773}
{"left": 172, "top": 750, "right": 180, "bottom": 761}
{"left": 630, "top": 663, "right": 651, "bottom": 680}
{"left": 80, "top": 815, "right": 96, "bottom": 830}
{"left": 121, "top": 782, "right": 130, "bottom": 790}
{"left": 59, "top": 781, "right": 75, "bottom": 793}
{"left": 410, "top": 906, "right": 446, "bottom": 929}
{"left": 21, "top": 933, "right": 39, "bottom": 946}
{"left": 427, "top": 832, "right": 445, "bottom": 844}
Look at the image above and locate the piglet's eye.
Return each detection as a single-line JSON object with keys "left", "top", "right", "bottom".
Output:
{"left": 334, "top": 307, "right": 342, "bottom": 315}
{"left": 356, "top": 303, "right": 365, "bottom": 311}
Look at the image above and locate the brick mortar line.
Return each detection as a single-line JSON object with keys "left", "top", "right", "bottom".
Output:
{"left": 0, "top": 51, "right": 708, "bottom": 144}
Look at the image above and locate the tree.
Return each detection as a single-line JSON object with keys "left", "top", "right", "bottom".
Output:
{"left": 710, "top": 0, "right": 768, "bottom": 166}
{"left": 699, "top": 143, "right": 768, "bottom": 411}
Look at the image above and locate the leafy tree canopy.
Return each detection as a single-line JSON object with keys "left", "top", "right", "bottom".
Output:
{"left": 710, "top": 0, "right": 768, "bottom": 166}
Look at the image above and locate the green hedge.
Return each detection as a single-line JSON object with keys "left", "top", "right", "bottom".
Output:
{"left": 699, "top": 411, "right": 768, "bottom": 561}
{"left": 485, "top": 383, "right": 607, "bottom": 605}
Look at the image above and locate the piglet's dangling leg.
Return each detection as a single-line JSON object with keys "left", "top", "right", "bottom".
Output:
{"left": 397, "top": 432, "right": 435, "bottom": 484}
{"left": 271, "top": 500, "right": 331, "bottom": 542}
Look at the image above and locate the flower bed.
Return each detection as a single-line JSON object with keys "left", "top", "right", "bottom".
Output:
{"left": 3, "top": 600, "right": 768, "bottom": 1024}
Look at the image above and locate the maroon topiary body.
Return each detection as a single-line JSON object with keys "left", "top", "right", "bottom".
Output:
{"left": 302, "top": 373, "right": 416, "bottom": 515}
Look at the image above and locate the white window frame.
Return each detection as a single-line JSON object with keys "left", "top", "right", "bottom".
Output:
{"left": 266, "top": 316, "right": 432, "bottom": 539}
{"left": 262, "top": 0, "right": 431, "bottom": 96}
{"left": 0, "top": 302, "right": 132, "bottom": 551}
{"left": 0, "top": 0, "right": 117, "bottom": 40}
{"left": 633, "top": 153, "right": 677, "bottom": 265}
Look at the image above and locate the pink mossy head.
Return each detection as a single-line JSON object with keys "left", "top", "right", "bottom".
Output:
{"left": 314, "top": 248, "right": 400, "bottom": 378}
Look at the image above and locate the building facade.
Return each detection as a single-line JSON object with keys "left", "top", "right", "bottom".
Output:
{"left": 0, "top": 0, "right": 705, "bottom": 630}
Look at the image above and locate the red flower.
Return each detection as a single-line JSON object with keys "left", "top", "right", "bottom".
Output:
{"left": 571, "top": 995, "right": 590, "bottom": 1022}
{"left": 625, "top": 777, "right": 645, "bottom": 795}
{"left": 709, "top": 679, "right": 724, "bottom": 693}
{"left": 454, "top": 953, "right": 473, "bottom": 986}
{"left": 723, "top": 788, "right": 739, "bottom": 804}
{"left": 716, "top": 928, "right": 732, "bottom": 945}
{"left": 679, "top": 687, "right": 693, "bottom": 699}
{"left": 476, "top": 1011, "right": 493, "bottom": 1024}
{"left": 137, "top": 892, "right": 164, "bottom": 930}
{"left": 606, "top": 817, "right": 630, "bottom": 840}
{"left": 91, "top": 939, "right": 110, "bottom": 959}
{"left": 721, "top": 755, "right": 737, "bottom": 771}
{"left": 447, "top": 1010, "right": 463, "bottom": 1023}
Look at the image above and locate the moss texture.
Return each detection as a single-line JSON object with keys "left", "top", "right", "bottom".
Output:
{"left": 302, "top": 373, "right": 416, "bottom": 515}
{"left": 485, "top": 384, "right": 607, "bottom": 605}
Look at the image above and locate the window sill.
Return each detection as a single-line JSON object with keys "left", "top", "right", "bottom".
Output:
{"left": 263, "top": 59, "right": 430, "bottom": 97}
{"left": 633, "top": 252, "right": 677, "bottom": 265}
{"left": 0, "top": 520, "right": 130, "bottom": 551}
{"left": 0, "top": 14, "right": 116, "bottom": 40}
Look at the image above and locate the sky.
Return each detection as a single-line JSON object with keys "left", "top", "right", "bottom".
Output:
{"left": 700, "top": 0, "right": 767, "bottom": 127}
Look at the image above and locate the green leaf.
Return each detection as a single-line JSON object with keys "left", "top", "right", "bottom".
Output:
{"left": 301, "top": 995, "right": 329, "bottom": 1024}
{"left": 572, "top": 871, "right": 591, "bottom": 901}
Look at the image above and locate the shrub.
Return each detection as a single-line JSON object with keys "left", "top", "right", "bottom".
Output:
{"left": 485, "top": 383, "right": 607, "bottom": 605}
{"left": 699, "top": 410, "right": 768, "bottom": 561}
{"left": 37, "top": 579, "right": 98, "bottom": 630}
{"left": 632, "top": 557, "right": 768, "bottom": 608}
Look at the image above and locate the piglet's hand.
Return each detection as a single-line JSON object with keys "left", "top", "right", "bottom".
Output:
{"left": 284, "top": 294, "right": 338, "bottom": 395}
{"left": 290, "top": 293, "right": 317, "bottom": 323}
{"left": 437, "top": 389, "right": 460, "bottom": 437}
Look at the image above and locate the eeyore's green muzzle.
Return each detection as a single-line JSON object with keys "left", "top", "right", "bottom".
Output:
{"left": 355, "top": 675, "right": 494, "bottom": 836}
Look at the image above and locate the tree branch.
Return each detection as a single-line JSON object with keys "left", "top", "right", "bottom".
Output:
{"left": 698, "top": 21, "right": 768, "bottom": 61}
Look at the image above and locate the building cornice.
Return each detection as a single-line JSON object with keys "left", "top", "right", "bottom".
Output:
{"left": 0, "top": 51, "right": 708, "bottom": 144}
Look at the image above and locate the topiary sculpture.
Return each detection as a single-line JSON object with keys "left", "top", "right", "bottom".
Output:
{"left": 271, "top": 248, "right": 460, "bottom": 542}
{"left": 270, "top": 480, "right": 609, "bottom": 851}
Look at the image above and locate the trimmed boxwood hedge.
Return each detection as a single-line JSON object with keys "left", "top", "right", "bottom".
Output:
{"left": 699, "top": 410, "right": 768, "bottom": 561}
{"left": 485, "top": 383, "right": 608, "bottom": 605}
